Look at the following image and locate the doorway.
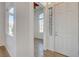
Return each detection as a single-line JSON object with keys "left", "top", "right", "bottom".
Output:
{"left": 33, "top": 2, "right": 44, "bottom": 57}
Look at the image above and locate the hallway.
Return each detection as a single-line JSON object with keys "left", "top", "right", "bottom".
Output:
{"left": 34, "top": 38, "right": 66, "bottom": 57}
{"left": 0, "top": 2, "right": 78, "bottom": 57}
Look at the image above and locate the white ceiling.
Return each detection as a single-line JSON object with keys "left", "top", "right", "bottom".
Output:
{"left": 40, "top": 2, "right": 47, "bottom": 6}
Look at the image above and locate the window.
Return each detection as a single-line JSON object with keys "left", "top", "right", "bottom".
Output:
{"left": 8, "top": 7, "right": 15, "bottom": 36}
{"left": 39, "top": 13, "right": 44, "bottom": 33}
{"left": 49, "top": 7, "right": 52, "bottom": 36}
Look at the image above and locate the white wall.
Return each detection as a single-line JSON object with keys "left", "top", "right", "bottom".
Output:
{"left": 0, "top": 3, "right": 5, "bottom": 46}
{"left": 34, "top": 8, "right": 44, "bottom": 39}
{"left": 16, "top": 2, "right": 34, "bottom": 57}
{"left": 44, "top": 5, "right": 49, "bottom": 50}
{"left": 5, "top": 2, "right": 16, "bottom": 57}
{"left": 54, "top": 3, "right": 78, "bottom": 57}
{"left": 5, "top": 2, "right": 34, "bottom": 57}
{"left": 44, "top": 2, "right": 79, "bottom": 57}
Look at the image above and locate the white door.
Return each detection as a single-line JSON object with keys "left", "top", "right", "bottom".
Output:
{"left": 54, "top": 3, "right": 66, "bottom": 55}
{"left": 48, "top": 7, "right": 55, "bottom": 51}
{"left": 54, "top": 3, "right": 78, "bottom": 57}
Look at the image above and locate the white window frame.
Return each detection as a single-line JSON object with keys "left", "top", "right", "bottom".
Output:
{"left": 39, "top": 13, "right": 44, "bottom": 33}
{"left": 8, "top": 7, "right": 15, "bottom": 37}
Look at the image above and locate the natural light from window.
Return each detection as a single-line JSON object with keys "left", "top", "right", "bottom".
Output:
{"left": 8, "top": 7, "right": 14, "bottom": 36}
{"left": 39, "top": 13, "right": 44, "bottom": 33}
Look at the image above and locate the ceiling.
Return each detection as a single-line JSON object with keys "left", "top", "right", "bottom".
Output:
{"left": 40, "top": 2, "right": 47, "bottom": 6}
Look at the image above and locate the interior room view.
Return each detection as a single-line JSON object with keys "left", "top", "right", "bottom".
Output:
{"left": 34, "top": 2, "right": 44, "bottom": 57}
{"left": 0, "top": 2, "right": 79, "bottom": 57}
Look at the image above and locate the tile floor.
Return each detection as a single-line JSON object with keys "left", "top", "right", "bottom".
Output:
{"left": 34, "top": 38, "right": 43, "bottom": 57}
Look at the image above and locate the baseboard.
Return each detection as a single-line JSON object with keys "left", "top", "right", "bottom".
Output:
{"left": 5, "top": 45, "right": 16, "bottom": 57}
{"left": 44, "top": 49, "right": 68, "bottom": 57}
{"left": 5, "top": 46, "right": 12, "bottom": 57}
{"left": 0, "top": 42, "right": 4, "bottom": 46}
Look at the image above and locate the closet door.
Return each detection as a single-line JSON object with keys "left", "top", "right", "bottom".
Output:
{"left": 54, "top": 3, "right": 78, "bottom": 57}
